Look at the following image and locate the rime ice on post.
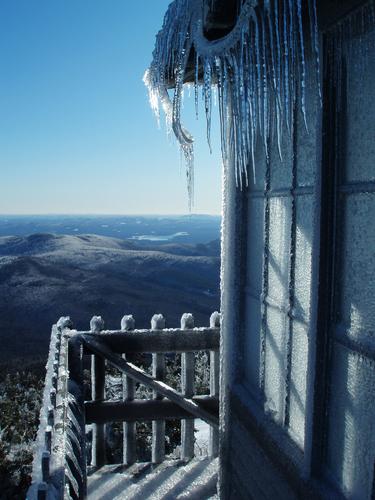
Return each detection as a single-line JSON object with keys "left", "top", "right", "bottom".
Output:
{"left": 181, "top": 313, "right": 195, "bottom": 460}
{"left": 121, "top": 315, "right": 136, "bottom": 465}
{"left": 151, "top": 314, "right": 166, "bottom": 463}
{"left": 90, "top": 316, "right": 104, "bottom": 333}
{"left": 209, "top": 311, "right": 220, "bottom": 457}
{"left": 57, "top": 316, "right": 73, "bottom": 331}
{"left": 181, "top": 312, "right": 195, "bottom": 329}
{"left": 90, "top": 316, "right": 106, "bottom": 467}
{"left": 151, "top": 314, "right": 166, "bottom": 330}
{"left": 210, "top": 311, "right": 221, "bottom": 329}
{"left": 120, "top": 315, "right": 135, "bottom": 332}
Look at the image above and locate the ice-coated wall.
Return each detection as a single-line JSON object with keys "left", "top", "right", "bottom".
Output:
{"left": 324, "top": 15, "right": 375, "bottom": 499}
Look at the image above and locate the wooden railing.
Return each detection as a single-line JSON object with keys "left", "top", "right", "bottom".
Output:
{"left": 27, "top": 317, "right": 87, "bottom": 500}
{"left": 27, "top": 312, "right": 220, "bottom": 500}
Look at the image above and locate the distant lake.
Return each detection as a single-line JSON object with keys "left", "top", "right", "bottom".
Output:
{"left": 130, "top": 231, "right": 189, "bottom": 241}
{"left": 0, "top": 215, "right": 221, "bottom": 245}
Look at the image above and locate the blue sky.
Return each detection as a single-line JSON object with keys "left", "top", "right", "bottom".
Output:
{"left": 0, "top": 1, "right": 222, "bottom": 215}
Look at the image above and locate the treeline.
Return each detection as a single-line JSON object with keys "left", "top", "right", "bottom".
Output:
{"left": 0, "top": 363, "right": 43, "bottom": 499}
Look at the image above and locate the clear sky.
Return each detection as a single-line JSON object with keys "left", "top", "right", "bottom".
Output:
{"left": 0, "top": 0, "right": 222, "bottom": 215}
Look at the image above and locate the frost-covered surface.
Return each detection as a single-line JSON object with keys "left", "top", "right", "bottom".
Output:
{"left": 194, "top": 419, "right": 210, "bottom": 456}
{"left": 29, "top": 323, "right": 60, "bottom": 487}
{"left": 323, "top": 7, "right": 375, "bottom": 498}
{"left": 28, "top": 321, "right": 86, "bottom": 500}
{"left": 87, "top": 457, "right": 218, "bottom": 500}
{"left": 145, "top": 0, "right": 320, "bottom": 207}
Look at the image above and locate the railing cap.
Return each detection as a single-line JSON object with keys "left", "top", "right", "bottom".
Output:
{"left": 151, "top": 314, "right": 166, "bottom": 330}
{"left": 90, "top": 316, "right": 104, "bottom": 333}
{"left": 210, "top": 311, "right": 221, "bottom": 328}
{"left": 57, "top": 316, "right": 73, "bottom": 331}
{"left": 181, "top": 313, "right": 194, "bottom": 329}
{"left": 121, "top": 315, "right": 135, "bottom": 331}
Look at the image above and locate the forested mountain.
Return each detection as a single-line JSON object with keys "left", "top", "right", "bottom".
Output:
{"left": 0, "top": 233, "right": 220, "bottom": 363}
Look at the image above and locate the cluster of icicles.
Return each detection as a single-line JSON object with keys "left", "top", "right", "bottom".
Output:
{"left": 144, "top": 0, "right": 320, "bottom": 209}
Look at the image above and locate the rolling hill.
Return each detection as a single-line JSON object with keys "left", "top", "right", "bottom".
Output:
{"left": 0, "top": 233, "right": 220, "bottom": 363}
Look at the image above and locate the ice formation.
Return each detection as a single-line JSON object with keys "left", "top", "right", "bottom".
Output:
{"left": 151, "top": 313, "right": 166, "bottom": 329}
{"left": 121, "top": 314, "right": 136, "bottom": 331}
{"left": 144, "top": 0, "right": 320, "bottom": 208}
{"left": 90, "top": 315, "right": 104, "bottom": 333}
{"left": 181, "top": 312, "right": 195, "bottom": 329}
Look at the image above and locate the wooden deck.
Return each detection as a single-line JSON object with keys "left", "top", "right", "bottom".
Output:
{"left": 87, "top": 457, "right": 218, "bottom": 500}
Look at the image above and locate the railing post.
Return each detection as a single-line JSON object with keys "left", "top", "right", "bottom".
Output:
{"left": 41, "top": 451, "right": 50, "bottom": 483}
{"left": 66, "top": 329, "right": 87, "bottom": 499}
{"left": 151, "top": 314, "right": 166, "bottom": 463}
{"left": 209, "top": 311, "right": 220, "bottom": 457}
{"left": 181, "top": 313, "right": 195, "bottom": 461}
{"left": 37, "top": 482, "right": 48, "bottom": 500}
{"left": 121, "top": 315, "right": 136, "bottom": 466}
{"left": 90, "top": 316, "right": 106, "bottom": 468}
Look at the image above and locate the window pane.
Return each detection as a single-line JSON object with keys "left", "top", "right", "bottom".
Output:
{"left": 294, "top": 195, "right": 315, "bottom": 323}
{"left": 268, "top": 197, "right": 292, "bottom": 306}
{"left": 295, "top": 57, "right": 319, "bottom": 187}
{"left": 338, "top": 193, "right": 375, "bottom": 344}
{"left": 244, "top": 295, "right": 262, "bottom": 393}
{"left": 264, "top": 307, "right": 287, "bottom": 424}
{"left": 345, "top": 28, "right": 375, "bottom": 183}
{"left": 270, "top": 132, "right": 293, "bottom": 190}
{"left": 326, "top": 343, "right": 375, "bottom": 499}
{"left": 245, "top": 197, "right": 265, "bottom": 294}
{"left": 288, "top": 320, "right": 308, "bottom": 449}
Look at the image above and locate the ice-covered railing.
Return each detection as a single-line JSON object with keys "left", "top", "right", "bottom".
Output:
{"left": 27, "top": 317, "right": 87, "bottom": 500}
{"left": 144, "top": 0, "right": 320, "bottom": 205}
{"left": 28, "top": 312, "right": 220, "bottom": 499}
{"left": 85, "top": 312, "right": 220, "bottom": 467}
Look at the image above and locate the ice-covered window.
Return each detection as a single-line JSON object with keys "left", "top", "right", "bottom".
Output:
{"left": 241, "top": 60, "right": 319, "bottom": 450}
{"left": 323, "top": 12, "right": 375, "bottom": 498}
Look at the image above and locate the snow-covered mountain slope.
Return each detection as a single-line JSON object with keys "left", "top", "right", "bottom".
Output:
{"left": 0, "top": 234, "right": 220, "bottom": 363}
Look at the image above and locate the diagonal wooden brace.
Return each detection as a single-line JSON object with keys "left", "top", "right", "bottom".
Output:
{"left": 83, "top": 336, "right": 219, "bottom": 429}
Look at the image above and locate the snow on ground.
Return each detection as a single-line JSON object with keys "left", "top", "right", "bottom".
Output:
{"left": 87, "top": 457, "right": 218, "bottom": 499}
{"left": 194, "top": 419, "right": 210, "bottom": 457}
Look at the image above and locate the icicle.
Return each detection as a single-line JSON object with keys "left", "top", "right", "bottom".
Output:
{"left": 237, "top": 29, "right": 249, "bottom": 184}
{"left": 253, "top": 12, "right": 263, "bottom": 146}
{"left": 272, "top": 0, "right": 283, "bottom": 159}
{"left": 145, "top": 0, "right": 321, "bottom": 200}
{"left": 247, "top": 25, "right": 257, "bottom": 181}
{"left": 195, "top": 51, "right": 200, "bottom": 119}
{"left": 261, "top": 12, "right": 270, "bottom": 159}
{"left": 283, "top": 0, "right": 291, "bottom": 133}
{"left": 308, "top": 0, "right": 322, "bottom": 105}
{"left": 203, "top": 58, "right": 213, "bottom": 153}
{"left": 297, "top": 0, "right": 308, "bottom": 131}
{"left": 266, "top": 1, "right": 282, "bottom": 159}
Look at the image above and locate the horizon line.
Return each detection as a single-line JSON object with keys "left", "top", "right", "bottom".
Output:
{"left": 0, "top": 212, "right": 221, "bottom": 217}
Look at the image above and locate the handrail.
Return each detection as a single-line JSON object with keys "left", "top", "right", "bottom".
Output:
{"left": 79, "top": 327, "right": 219, "bottom": 354}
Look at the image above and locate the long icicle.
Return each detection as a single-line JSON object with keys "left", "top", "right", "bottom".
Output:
{"left": 145, "top": 0, "right": 321, "bottom": 202}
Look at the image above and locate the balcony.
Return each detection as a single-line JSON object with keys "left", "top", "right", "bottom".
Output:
{"left": 27, "top": 312, "right": 220, "bottom": 499}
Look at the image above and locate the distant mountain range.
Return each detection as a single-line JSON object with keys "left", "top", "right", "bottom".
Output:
{"left": 0, "top": 233, "right": 220, "bottom": 363}
{"left": 0, "top": 214, "right": 221, "bottom": 245}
